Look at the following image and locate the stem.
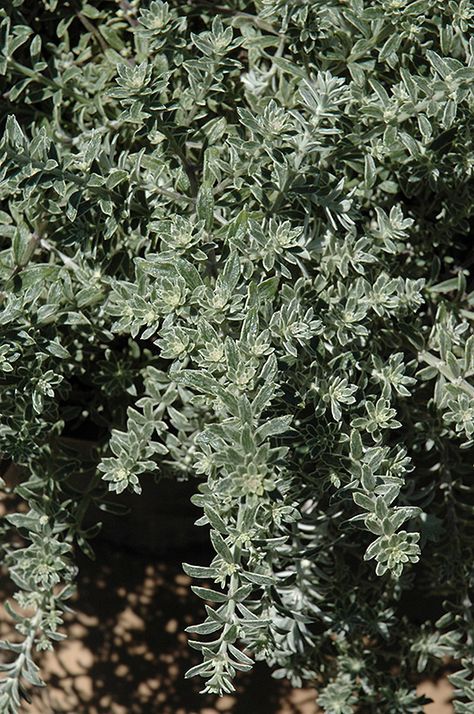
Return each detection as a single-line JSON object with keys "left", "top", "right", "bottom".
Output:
{"left": 162, "top": 130, "right": 199, "bottom": 196}
{"left": 75, "top": 471, "right": 102, "bottom": 528}
{"left": 218, "top": 573, "right": 238, "bottom": 656}
{"left": 184, "top": 59, "right": 220, "bottom": 129}
{"left": 3, "top": 146, "right": 194, "bottom": 210}
{"left": 119, "top": 0, "right": 139, "bottom": 27}
{"left": 7, "top": 58, "right": 89, "bottom": 106}
{"left": 198, "top": 3, "right": 283, "bottom": 37}
{"left": 7, "top": 607, "right": 43, "bottom": 691}
{"left": 39, "top": 238, "right": 80, "bottom": 271}
{"left": 76, "top": 12, "right": 109, "bottom": 53}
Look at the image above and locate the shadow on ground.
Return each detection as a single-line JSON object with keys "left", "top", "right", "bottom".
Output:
{"left": 1, "top": 538, "right": 320, "bottom": 714}
{"left": 0, "top": 486, "right": 453, "bottom": 714}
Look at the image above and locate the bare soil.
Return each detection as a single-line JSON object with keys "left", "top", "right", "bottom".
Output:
{"left": 0, "top": 537, "right": 454, "bottom": 714}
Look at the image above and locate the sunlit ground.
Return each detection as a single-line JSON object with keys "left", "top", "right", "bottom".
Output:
{"left": 1, "top": 539, "right": 321, "bottom": 714}
{"left": 0, "top": 472, "right": 454, "bottom": 714}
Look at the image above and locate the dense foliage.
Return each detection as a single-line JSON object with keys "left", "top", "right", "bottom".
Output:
{"left": 0, "top": 0, "right": 473, "bottom": 711}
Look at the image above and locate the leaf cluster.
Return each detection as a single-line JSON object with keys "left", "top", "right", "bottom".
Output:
{"left": 0, "top": 0, "right": 473, "bottom": 711}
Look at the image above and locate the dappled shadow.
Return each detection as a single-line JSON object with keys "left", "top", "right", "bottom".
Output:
{"left": 0, "top": 470, "right": 453, "bottom": 714}
{"left": 0, "top": 459, "right": 319, "bottom": 713}
{"left": 1, "top": 537, "right": 319, "bottom": 714}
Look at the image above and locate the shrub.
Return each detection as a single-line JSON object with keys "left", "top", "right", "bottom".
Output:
{"left": 0, "top": 0, "right": 473, "bottom": 711}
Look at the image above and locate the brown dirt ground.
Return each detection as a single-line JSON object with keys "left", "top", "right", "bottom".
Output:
{"left": 0, "top": 465, "right": 454, "bottom": 714}
{"left": 0, "top": 537, "right": 454, "bottom": 714}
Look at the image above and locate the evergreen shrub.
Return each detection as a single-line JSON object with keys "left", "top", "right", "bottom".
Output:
{"left": 0, "top": 0, "right": 473, "bottom": 711}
